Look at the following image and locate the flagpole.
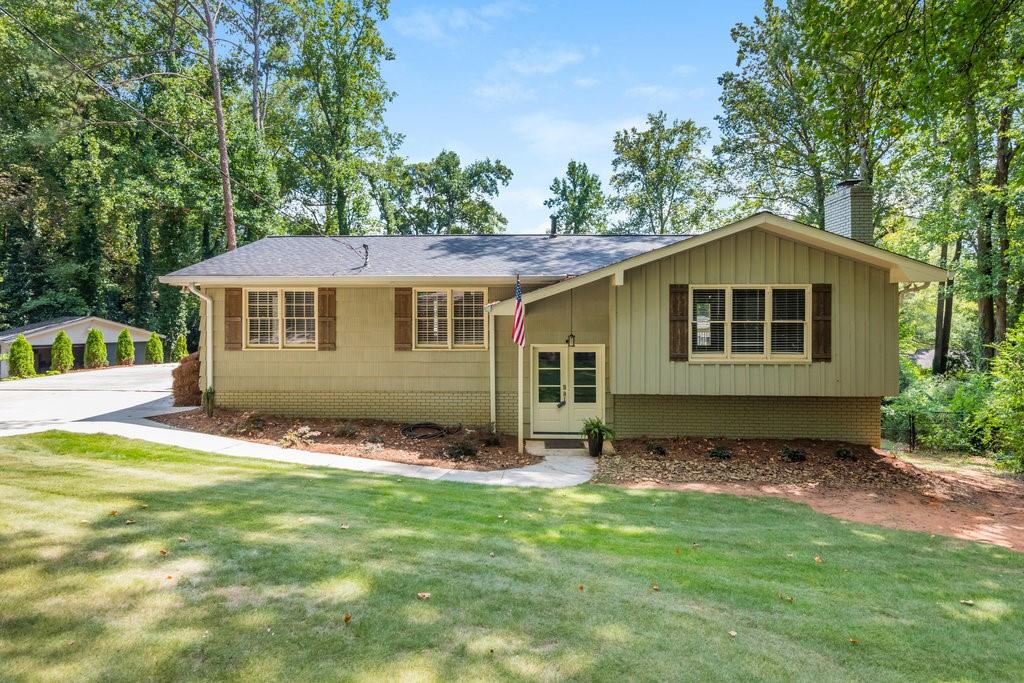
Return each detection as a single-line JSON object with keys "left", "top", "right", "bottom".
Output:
{"left": 515, "top": 273, "right": 524, "bottom": 454}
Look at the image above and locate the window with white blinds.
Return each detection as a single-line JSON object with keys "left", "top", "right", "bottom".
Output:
{"left": 414, "top": 288, "right": 487, "bottom": 349}
{"left": 689, "top": 285, "right": 809, "bottom": 361}
{"left": 245, "top": 289, "right": 317, "bottom": 349}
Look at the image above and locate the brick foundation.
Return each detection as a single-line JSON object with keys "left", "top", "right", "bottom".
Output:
{"left": 612, "top": 395, "right": 881, "bottom": 446}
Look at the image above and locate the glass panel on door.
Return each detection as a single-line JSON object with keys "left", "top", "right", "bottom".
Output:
{"left": 572, "top": 351, "right": 597, "bottom": 404}
{"left": 537, "top": 350, "right": 562, "bottom": 404}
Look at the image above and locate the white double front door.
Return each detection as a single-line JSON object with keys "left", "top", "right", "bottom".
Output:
{"left": 531, "top": 344, "right": 605, "bottom": 436}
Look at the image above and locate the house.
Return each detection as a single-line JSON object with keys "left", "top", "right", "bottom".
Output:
{"left": 0, "top": 316, "right": 163, "bottom": 378}
{"left": 159, "top": 181, "right": 948, "bottom": 451}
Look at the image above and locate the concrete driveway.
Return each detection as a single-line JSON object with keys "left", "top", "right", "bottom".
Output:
{"left": 0, "top": 364, "right": 175, "bottom": 433}
{"left": 0, "top": 362, "right": 595, "bottom": 488}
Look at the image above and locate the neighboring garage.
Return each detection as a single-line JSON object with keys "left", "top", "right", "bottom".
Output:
{"left": 0, "top": 316, "right": 163, "bottom": 378}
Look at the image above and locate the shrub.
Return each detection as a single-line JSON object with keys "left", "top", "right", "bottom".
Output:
{"left": 84, "top": 328, "right": 108, "bottom": 368}
{"left": 279, "top": 425, "right": 320, "bottom": 449}
{"left": 365, "top": 433, "right": 384, "bottom": 445}
{"left": 145, "top": 332, "right": 164, "bottom": 364}
{"left": 50, "top": 330, "right": 74, "bottom": 373}
{"left": 988, "top": 323, "right": 1024, "bottom": 472}
{"left": 116, "top": 329, "right": 135, "bottom": 365}
{"left": 645, "top": 441, "right": 668, "bottom": 456}
{"left": 442, "top": 439, "right": 478, "bottom": 461}
{"left": 330, "top": 421, "right": 361, "bottom": 438}
{"left": 471, "top": 424, "right": 501, "bottom": 446}
{"left": 223, "top": 411, "right": 266, "bottom": 435}
{"left": 780, "top": 446, "right": 807, "bottom": 463}
{"left": 707, "top": 445, "right": 731, "bottom": 459}
{"left": 883, "top": 370, "right": 992, "bottom": 453}
{"left": 171, "top": 351, "right": 201, "bottom": 406}
{"left": 172, "top": 334, "right": 188, "bottom": 362}
{"left": 8, "top": 334, "right": 35, "bottom": 377}
{"left": 835, "top": 447, "right": 856, "bottom": 461}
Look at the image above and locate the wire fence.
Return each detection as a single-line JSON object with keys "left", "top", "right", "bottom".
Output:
{"left": 881, "top": 409, "right": 981, "bottom": 451}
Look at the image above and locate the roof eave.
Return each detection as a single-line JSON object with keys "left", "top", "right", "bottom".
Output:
{"left": 158, "top": 274, "right": 565, "bottom": 287}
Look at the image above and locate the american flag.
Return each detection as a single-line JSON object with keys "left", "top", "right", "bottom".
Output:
{"left": 512, "top": 275, "right": 525, "bottom": 347}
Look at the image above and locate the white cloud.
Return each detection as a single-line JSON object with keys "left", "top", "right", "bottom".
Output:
{"left": 625, "top": 84, "right": 679, "bottom": 100}
{"left": 393, "top": 3, "right": 530, "bottom": 43}
{"left": 674, "top": 64, "right": 697, "bottom": 77}
{"left": 504, "top": 47, "right": 584, "bottom": 75}
{"left": 573, "top": 77, "right": 599, "bottom": 88}
{"left": 473, "top": 80, "right": 535, "bottom": 105}
{"left": 510, "top": 112, "right": 642, "bottom": 159}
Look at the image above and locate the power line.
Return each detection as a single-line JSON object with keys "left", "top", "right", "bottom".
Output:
{"left": 0, "top": 3, "right": 306, "bottom": 229}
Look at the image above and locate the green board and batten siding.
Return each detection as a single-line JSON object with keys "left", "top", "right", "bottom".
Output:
{"left": 610, "top": 228, "right": 899, "bottom": 397}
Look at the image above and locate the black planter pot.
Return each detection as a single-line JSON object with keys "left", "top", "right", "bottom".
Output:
{"left": 586, "top": 432, "right": 603, "bottom": 457}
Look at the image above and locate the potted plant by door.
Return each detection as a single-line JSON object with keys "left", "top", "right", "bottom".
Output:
{"left": 580, "top": 417, "right": 615, "bottom": 458}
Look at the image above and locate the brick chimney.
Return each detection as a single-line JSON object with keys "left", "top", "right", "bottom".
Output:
{"left": 824, "top": 179, "right": 873, "bottom": 244}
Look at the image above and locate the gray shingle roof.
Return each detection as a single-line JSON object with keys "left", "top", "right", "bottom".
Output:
{"left": 162, "top": 234, "right": 694, "bottom": 280}
{"left": 0, "top": 316, "right": 88, "bottom": 342}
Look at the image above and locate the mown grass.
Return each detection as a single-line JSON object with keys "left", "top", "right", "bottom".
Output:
{"left": 1, "top": 431, "right": 1021, "bottom": 682}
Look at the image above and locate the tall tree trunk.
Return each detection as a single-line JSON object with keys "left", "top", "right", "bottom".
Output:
{"left": 199, "top": 0, "right": 237, "bottom": 251}
{"left": 993, "top": 105, "right": 1014, "bottom": 343}
{"left": 250, "top": 0, "right": 263, "bottom": 132}
{"left": 936, "top": 237, "right": 963, "bottom": 375}
{"left": 932, "top": 242, "right": 948, "bottom": 374}
{"left": 963, "top": 90, "right": 994, "bottom": 362}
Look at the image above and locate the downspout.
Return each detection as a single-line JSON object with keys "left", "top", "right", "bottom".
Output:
{"left": 486, "top": 304, "right": 496, "bottom": 429}
{"left": 183, "top": 284, "right": 214, "bottom": 392}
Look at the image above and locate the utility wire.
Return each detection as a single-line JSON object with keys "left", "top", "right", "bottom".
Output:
{"left": 0, "top": 3, "right": 309, "bottom": 229}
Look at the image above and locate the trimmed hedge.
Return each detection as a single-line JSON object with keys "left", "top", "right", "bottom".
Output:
{"left": 172, "top": 334, "right": 188, "bottom": 362}
{"left": 116, "top": 329, "right": 135, "bottom": 365}
{"left": 50, "top": 330, "right": 74, "bottom": 373}
{"left": 145, "top": 332, "right": 164, "bottom": 364}
{"left": 84, "top": 328, "right": 108, "bottom": 368}
{"left": 9, "top": 334, "right": 35, "bottom": 377}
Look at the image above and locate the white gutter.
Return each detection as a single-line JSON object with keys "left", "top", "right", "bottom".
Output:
{"left": 485, "top": 302, "right": 497, "bottom": 429}
{"left": 184, "top": 284, "right": 214, "bottom": 392}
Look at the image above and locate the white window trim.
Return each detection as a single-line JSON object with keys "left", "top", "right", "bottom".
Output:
{"left": 242, "top": 287, "right": 318, "bottom": 350}
{"left": 412, "top": 287, "right": 488, "bottom": 351}
{"left": 688, "top": 284, "right": 811, "bottom": 363}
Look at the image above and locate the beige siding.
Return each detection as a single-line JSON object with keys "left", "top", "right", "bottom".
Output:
{"left": 612, "top": 228, "right": 899, "bottom": 396}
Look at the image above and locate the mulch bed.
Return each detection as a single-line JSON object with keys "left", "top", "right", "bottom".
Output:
{"left": 151, "top": 409, "right": 540, "bottom": 471}
{"left": 595, "top": 437, "right": 948, "bottom": 494}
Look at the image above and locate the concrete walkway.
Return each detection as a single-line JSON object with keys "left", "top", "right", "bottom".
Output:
{"left": 0, "top": 365, "right": 595, "bottom": 488}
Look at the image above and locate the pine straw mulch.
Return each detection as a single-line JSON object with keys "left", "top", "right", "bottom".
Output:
{"left": 594, "top": 437, "right": 965, "bottom": 497}
{"left": 150, "top": 409, "right": 539, "bottom": 471}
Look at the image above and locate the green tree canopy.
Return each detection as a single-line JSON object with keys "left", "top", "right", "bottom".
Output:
{"left": 544, "top": 161, "right": 607, "bottom": 234}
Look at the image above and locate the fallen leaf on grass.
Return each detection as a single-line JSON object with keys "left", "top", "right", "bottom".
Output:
{"left": 340, "top": 523, "right": 350, "bottom": 530}
{"left": 779, "top": 593, "right": 794, "bottom": 603}
{"left": 159, "top": 549, "right": 169, "bottom": 556}
{"left": 177, "top": 537, "right": 186, "bottom": 542}
{"left": 849, "top": 639, "right": 859, "bottom": 645}
{"left": 650, "top": 582, "right": 660, "bottom": 592}
{"left": 140, "top": 504, "right": 149, "bottom": 510}
{"left": 343, "top": 612, "right": 352, "bottom": 624}
{"left": 814, "top": 555, "right": 823, "bottom": 564}
{"left": 960, "top": 599, "right": 975, "bottom": 606}
{"left": 578, "top": 584, "right": 585, "bottom": 592}
{"left": 675, "top": 547, "right": 681, "bottom": 555}
{"left": 417, "top": 592, "right": 431, "bottom": 600}
{"left": 109, "top": 510, "right": 118, "bottom": 517}
{"left": 728, "top": 630, "right": 737, "bottom": 638}
{"left": 124, "top": 519, "right": 135, "bottom": 525}
{"left": 166, "top": 575, "right": 173, "bottom": 580}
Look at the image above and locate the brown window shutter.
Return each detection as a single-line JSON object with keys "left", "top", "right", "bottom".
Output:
{"left": 812, "top": 283, "right": 832, "bottom": 362}
{"left": 317, "top": 288, "right": 337, "bottom": 351}
{"left": 669, "top": 284, "right": 688, "bottom": 361}
{"left": 394, "top": 287, "right": 412, "bottom": 351}
{"left": 225, "top": 287, "right": 242, "bottom": 350}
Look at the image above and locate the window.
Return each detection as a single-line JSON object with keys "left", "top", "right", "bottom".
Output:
{"left": 414, "top": 288, "right": 487, "bottom": 349}
{"left": 689, "top": 285, "right": 808, "bottom": 361}
{"left": 245, "top": 289, "right": 317, "bottom": 349}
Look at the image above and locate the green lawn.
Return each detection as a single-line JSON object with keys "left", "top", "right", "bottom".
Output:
{"left": 1, "top": 433, "right": 1021, "bottom": 682}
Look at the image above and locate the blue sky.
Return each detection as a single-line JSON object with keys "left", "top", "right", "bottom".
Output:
{"left": 379, "top": 0, "right": 765, "bottom": 233}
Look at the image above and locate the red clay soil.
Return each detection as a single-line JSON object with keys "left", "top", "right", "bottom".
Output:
{"left": 151, "top": 409, "right": 539, "bottom": 471}
{"left": 597, "top": 437, "right": 1024, "bottom": 552}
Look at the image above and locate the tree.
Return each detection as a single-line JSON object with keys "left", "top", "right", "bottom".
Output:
{"left": 145, "top": 332, "right": 165, "bottom": 364}
{"left": 401, "top": 151, "right": 513, "bottom": 234}
{"left": 544, "top": 161, "right": 607, "bottom": 234}
{"left": 172, "top": 333, "right": 189, "bottom": 361}
{"left": 117, "top": 329, "right": 135, "bottom": 365}
{"left": 610, "top": 112, "right": 716, "bottom": 234}
{"left": 8, "top": 333, "right": 35, "bottom": 377}
{"left": 288, "top": 0, "right": 395, "bottom": 234}
{"left": 50, "top": 330, "right": 74, "bottom": 373}
{"left": 84, "top": 328, "right": 108, "bottom": 368}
